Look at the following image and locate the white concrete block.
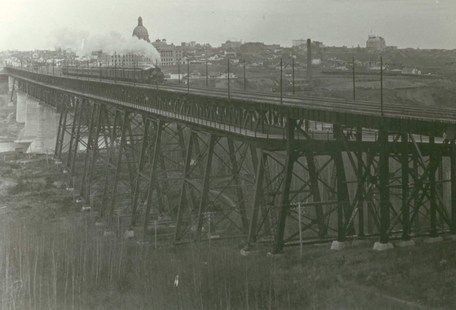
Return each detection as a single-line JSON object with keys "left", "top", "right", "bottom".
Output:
{"left": 330, "top": 240, "right": 347, "bottom": 250}
{"left": 372, "top": 242, "right": 394, "bottom": 251}
{"left": 124, "top": 230, "right": 135, "bottom": 239}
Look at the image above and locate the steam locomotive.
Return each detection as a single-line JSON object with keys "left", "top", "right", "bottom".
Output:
{"left": 61, "top": 65, "right": 165, "bottom": 85}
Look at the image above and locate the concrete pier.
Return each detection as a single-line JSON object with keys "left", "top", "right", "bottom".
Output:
{"left": 16, "top": 90, "right": 27, "bottom": 123}
{"left": 16, "top": 95, "right": 59, "bottom": 154}
{"left": 0, "top": 74, "right": 8, "bottom": 107}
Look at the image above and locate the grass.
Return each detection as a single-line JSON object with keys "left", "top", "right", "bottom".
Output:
{"left": 1, "top": 156, "right": 456, "bottom": 309}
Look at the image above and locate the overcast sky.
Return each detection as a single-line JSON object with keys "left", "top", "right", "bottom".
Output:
{"left": 0, "top": 0, "right": 455, "bottom": 51}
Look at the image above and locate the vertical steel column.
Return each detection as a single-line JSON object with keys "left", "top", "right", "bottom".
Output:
{"left": 334, "top": 125, "right": 351, "bottom": 241}
{"left": 356, "top": 127, "right": 365, "bottom": 237}
{"left": 142, "top": 120, "right": 164, "bottom": 241}
{"left": 378, "top": 128, "right": 390, "bottom": 243}
{"left": 429, "top": 136, "right": 438, "bottom": 237}
{"left": 130, "top": 118, "right": 150, "bottom": 227}
{"left": 451, "top": 141, "right": 456, "bottom": 234}
{"left": 101, "top": 110, "right": 119, "bottom": 217}
{"left": 66, "top": 102, "right": 80, "bottom": 168}
{"left": 175, "top": 131, "right": 196, "bottom": 242}
{"left": 245, "top": 151, "right": 266, "bottom": 248}
{"left": 108, "top": 111, "right": 129, "bottom": 222}
{"left": 80, "top": 103, "right": 97, "bottom": 199}
{"left": 227, "top": 139, "right": 249, "bottom": 233}
{"left": 57, "top": 110, "right": 68, "bottom": 159}
{"left": 306, "top": 154, "right": 325, "bottom": 238}
{"left": 401, "top": 133, "right": 410, "bottom": 240}
{"left": 86, "top": 105, "right": 103, "bottom": 201}
{"left": 54, "top": 110, "right": 65, "bottom": 158}
{"left": 70, "top": 102, "right": 84, "bottom": 174}
{"left": 196, "top": 134, "right": 217, "bottom": 237}
{"left": 273, "top": 118, "right": 296, "bottom": 254}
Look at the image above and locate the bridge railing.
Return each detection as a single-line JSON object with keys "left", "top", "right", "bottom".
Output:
{"left": 6, "top": 64, "right": 456, "bottom": 138}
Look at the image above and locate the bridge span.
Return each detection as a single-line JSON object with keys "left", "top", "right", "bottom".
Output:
{"left": 4, "top": 65, "right": 456, "bottom": 253}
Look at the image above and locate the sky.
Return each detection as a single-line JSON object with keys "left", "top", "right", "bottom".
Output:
{"left": 0, "top": 0, "right": 455, "bottom": 51}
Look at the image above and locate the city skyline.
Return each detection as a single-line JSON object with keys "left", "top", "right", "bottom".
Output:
{"left": 0, "top": 0, "right": 455, "bottom": 51}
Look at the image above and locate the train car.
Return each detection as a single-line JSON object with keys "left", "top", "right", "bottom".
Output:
{"left": 61, "top": 65, "right": 164, "bottom": 85}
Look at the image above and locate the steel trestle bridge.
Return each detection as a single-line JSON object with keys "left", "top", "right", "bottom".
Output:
{"left": 6, "top": 65, "right": 456, "bottom": 253}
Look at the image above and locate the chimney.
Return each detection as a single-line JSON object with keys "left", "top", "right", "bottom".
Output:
{"left": 307, "top": 38, "right": 312, "bottom": 80}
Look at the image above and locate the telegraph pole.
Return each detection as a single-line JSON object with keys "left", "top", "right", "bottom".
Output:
{"left": 292, "top": 57, "right": 295, "bottom": 95}
{"left": 280, "top": 57, "right": 283, "bottom": 104}
{"left": 187, "top": 59, "right": 190, "bottom": 94}
{"left": 178, "top": 61, "right": 181, "bottom": 84}
{"left": 227, "top": 58, "right": 230, "bottom": 99}
{"left": 380, "top": 56, "right": 383, "bottom": 117}
{"left": 243, "top": 59, "right": 246, "bottom": 92}
{"left": 352, "top": 56, "right": 356, "bottom": 102}
{"left": 205, "top": 59, "right": 208, "bottom": 88}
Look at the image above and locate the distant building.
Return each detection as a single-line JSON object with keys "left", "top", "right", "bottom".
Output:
{"left": 152, "top": 39, "right": 185, "bottom": 67}
{"left": 132, "top": 17, "right": 150, "bottom": 42}
{"left": 366, "top": 35, "right": 386, "bottom": 51}
{"left": 99, "top": 53, "right": 154, "bottom": 68}
{"left": 221, "top": 40, "right": 242, "bottom": 50}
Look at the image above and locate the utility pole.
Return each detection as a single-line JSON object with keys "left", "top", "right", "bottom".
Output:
{"left": 114, "top": 52, "right": 117, "bottom": 83}
{"left": 306, "top": 38, "right": 312, "bottom": 80}
{"left": 227, "top": 58, "right": 230, "bottom": 99}
{"left": 205, "top": 59, "right": 208, "bottom": 88}
{"left": 243, "top": 59, "right": 246, "bottom": 92}
{"left": 187, "top": 59, "right": 190, "bottom": 94}
{"left": 352, "top": 56, "right": 356, "bottom": 102}
{"left": 178, "top": 61, "right": 181, "bottom": 84}
{"left": 292, "top": 57, "right": 295, "bottom": 95}
{"left": 280, "top": 57, "right": 283, "bottom": 104}
{"left": 380, "top": 56, "right": 383, "bottom": 117}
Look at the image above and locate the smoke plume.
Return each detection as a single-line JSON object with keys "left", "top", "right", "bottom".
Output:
{"left": 50, "top": 28, "right": 161, "bottom": 64}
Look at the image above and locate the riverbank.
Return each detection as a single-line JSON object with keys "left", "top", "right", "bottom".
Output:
{"left": 0, "top": 107, "right": 456, "bottom": 309}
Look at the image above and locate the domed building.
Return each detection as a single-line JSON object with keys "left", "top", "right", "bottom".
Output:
{"left": 132, "top": 16, "right": 150, "bottom": 42}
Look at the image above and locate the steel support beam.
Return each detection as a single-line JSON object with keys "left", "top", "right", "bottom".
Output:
{"left": 245, "top": 151, "right": 266, "bottom": 248}
{"left": 175, "top": 131, "right": 196, "bottom": 242}
{"left": 429, "top": 136, "right": 438, "bottom": 237}
{"left": 401, "top": 133, "right": 410, "bottom": 240}
{"left": 196, "top": 134, "right": 217, "bottom": 238}
{"left": 272, "top": 118, "right": 296, "bottom": 254}
{"left": 227, "top": 139, "right": 249, "bottom": 234}
{"left": 378, "top": 128, "right": 390, "bottom": 243}
{"left": 108, "top": 111, "right": 129, "bottom": 222}
{"left": 130, "top": 117, "right": 150, "bottom": 227}
{"left": 452, "top": 141, "right": 456, "bottom": 234}
{"left": 143, "top": 120, "right": 164, "bottom": 241}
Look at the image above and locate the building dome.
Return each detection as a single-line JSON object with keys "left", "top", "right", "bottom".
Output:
{"left": 132, "top": 16, "right": 150, "bottom": 42}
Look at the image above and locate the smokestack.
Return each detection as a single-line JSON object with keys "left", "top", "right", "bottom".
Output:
{"left": 307, "top": 38, "right": 312, "bottom": 80}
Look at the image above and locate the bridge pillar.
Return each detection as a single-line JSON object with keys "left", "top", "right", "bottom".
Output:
{"left": 429, "top": 136, "right": 438, "bottom": 238}
{"left": 401, "top": 133, "right": 411, "bottom": 241}
{"left": 333, "top": 125, "right": 351, "bottom": 246}
{"left": 374, "top": 128, "right": 393, "bottom": 250}
{"left": 0, "top": 74, "right": 8, "bottom": 107}
{"left": 272, "top": 118, "right": 296, "bottom": 254}
{"left": 451, "top": 141, "right": 456, "bottom": 235}
{"left": 17, "top": 94, "right": 59, "bottom": 154}
{"left": 16, "top": 90, "right": 27, "bottom": 123}
{"left": 8, "top": 76, "right": 15, "bottom": 106}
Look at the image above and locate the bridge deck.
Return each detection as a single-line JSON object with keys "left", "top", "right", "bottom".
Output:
{"left": 6, "top": 66, "right": 456, "bottom": 137}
